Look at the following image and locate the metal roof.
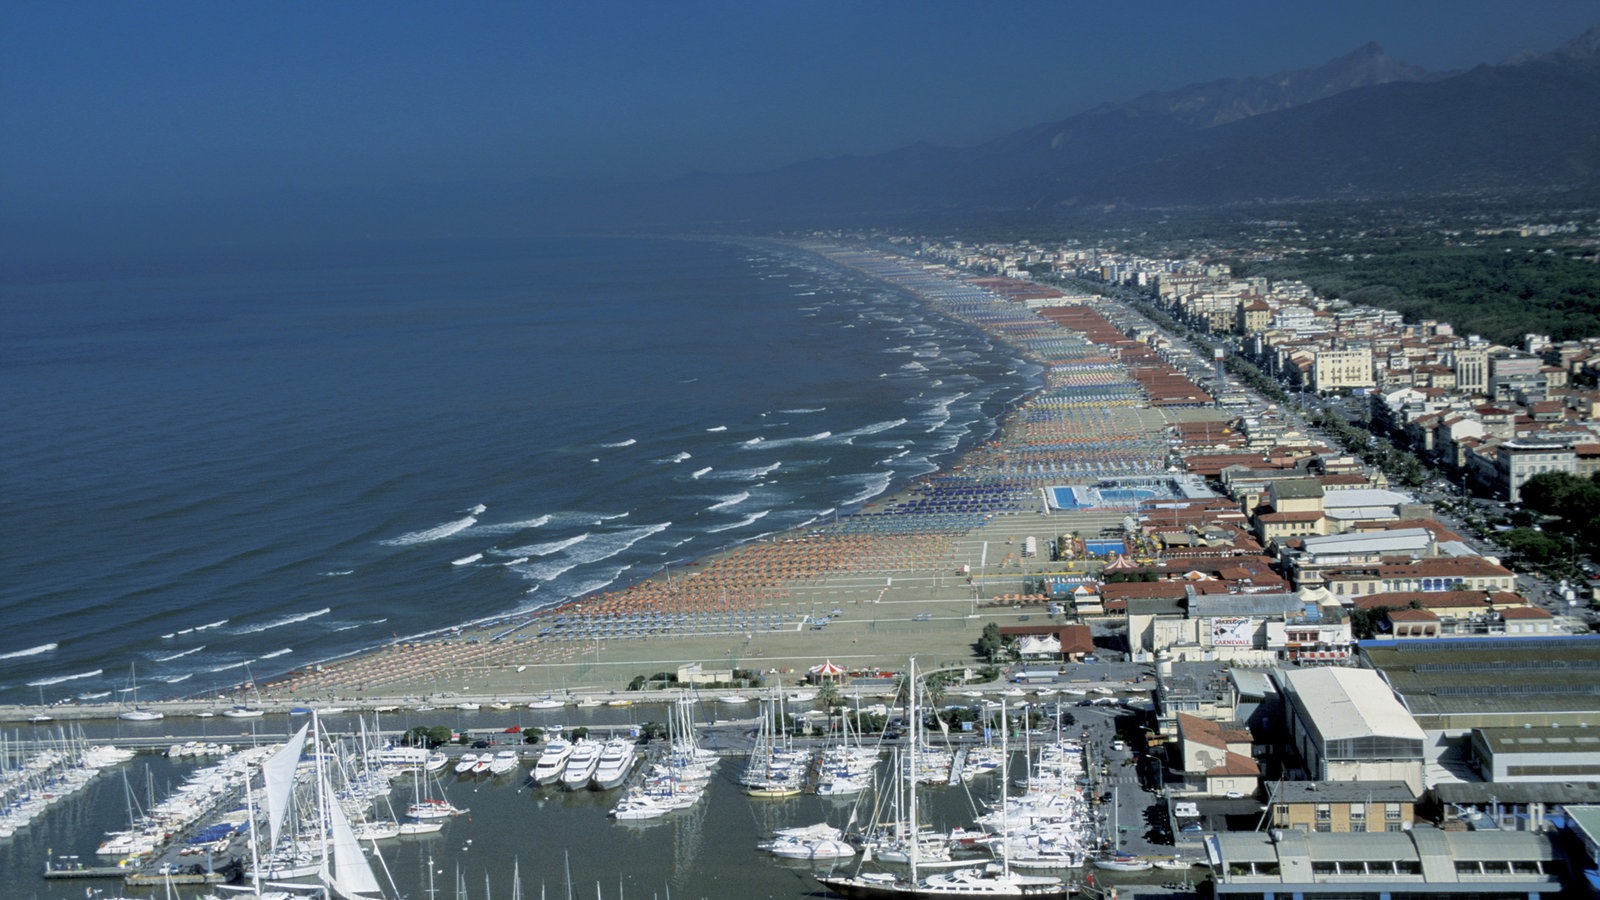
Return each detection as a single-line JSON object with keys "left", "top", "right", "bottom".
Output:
{"left": 1281, "top": 667, "right": 1425, "bottom": 742}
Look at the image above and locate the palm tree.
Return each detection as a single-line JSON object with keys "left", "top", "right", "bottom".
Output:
{"left": 817, "top": 681, "right": 843, "bottom": 711}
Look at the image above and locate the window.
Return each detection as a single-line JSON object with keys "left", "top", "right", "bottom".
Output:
{"left": 1385, "top": 802, "right": 1401, "bottom": 820}
{"left": 1316, "top": 803, "right": 1331, "bottom": 820}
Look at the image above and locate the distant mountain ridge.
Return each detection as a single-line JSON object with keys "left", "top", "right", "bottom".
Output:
{"left": 1073, "top": 40, "right": 1440, "bottom": 130}
{"left": 603, "top": 25, "right": 1600, "bottom": 226}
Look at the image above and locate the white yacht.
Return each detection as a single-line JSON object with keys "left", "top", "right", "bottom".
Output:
{"left": 532, "top": 737, "right": 575, "bottom": 786}
{"left": 589, "top": 737, "right": 637, "bottom": 790}
{"left": 560, "top": 739, "right": 602, "bottom": 790}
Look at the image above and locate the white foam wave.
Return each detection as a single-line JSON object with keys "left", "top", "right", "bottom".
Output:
{"left": 840, "top": 472, "right": 894, "bottom": 507}
{"left": 333, "top": 624, "right": 361, "bottom": 632}
{"left": 469, "top": 503, "right": 487, "bottom": 515}
{"left": 706, "top": 510, "right": 770, "bottom": 533}
{"left": 690, "top": 467, "right": 713, "bottom": 479}
{"left": 0, "top": 642, "right": 57, "bottom": 661}
{"left": 233, "top": 608, "right": 330, "bottom": 635}
{"left": 506, "top": 533, "right": 589, "bottom": 557}
{"left": 654, "top": 452, "right": 692, "bottom": 464}
{"left": 706, "top": 491, "right": 750, "bottom": 512}
{"left": 183, "top": 619, "right": 229, "bottom": 634}
{"left": 208, "top": 661, "right": 250, "bottom": 673}
{"left": 257, "top": 648, "right": 293, "bottom": 660}
{"left": 165, "top": 673, "right": 192, "bottom": 684}
{"left": 518, "top": 559, "right": 580, "bottom": 581}
{"left": 560, "top": 566, "right": 632, "bottom": 601}
{"left": 380, "top": 514, "right": 477, "bottom": 546}
{"left": 841, "top": 418, "right": 908, "bottom": 440}
{"left": 451, "top": 553, "right": 483, "bottom": 566}
{"left": 474, "top": 514, "right": 551, "bottom": 535}
{"left": 780, "top": 408, "right": 826, "bottom": 414}
{"left": 706, "top": 425, "right": 727, "bottom": 432}
{"left": 503, "top": 556, "right": 529, "bottom": 565}
{"left": 516, "top": 521, "right": 672, "bottom": 581}
{"left": 320, "top": 570, "right": 354, "bottom": 577}
{"left": 719, "top": 462, "right": 782, "bottom": 480}
{"left": 744, "top": 431, "right": 832, "bottom": 449}
{"left": 27, "top": 668, "right": 102, "bottom": 687}
{"left": 601, "top": 438, "right": 637, "bottom": 448}
{"left": 154, "top": 646, "right": 204, "bottom": 663}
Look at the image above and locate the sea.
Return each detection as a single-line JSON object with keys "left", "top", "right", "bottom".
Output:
{"left": 1, "top": 235, "right": 1041, "bottom": 709}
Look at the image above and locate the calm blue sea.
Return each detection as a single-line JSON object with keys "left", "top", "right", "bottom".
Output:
{"left": 0, "top": 236, "right": 1036, "bottom": 706}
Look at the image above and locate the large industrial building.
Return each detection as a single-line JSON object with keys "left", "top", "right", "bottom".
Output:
{"left": 1278, "top": 667, "right": 1427, "bottom": 793}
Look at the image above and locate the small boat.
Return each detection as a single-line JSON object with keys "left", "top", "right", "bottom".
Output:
{"left": 1153, "top": 856, "right": 1194, "bottom": 871}
{"left": 456, "top": 701, "right": 481, "bottom": 711}
{"left": 453, "top": 753, "right": 479, "bottom": 775}
{"left": 470, "top": 756, "right": 493, "bottom": 775}
{"left": 405, "top": 798, "right": 465, "bottom": 819}
{"left": 397, "top": 819, "right": 445, "bottom": 835}
{"left": 223, "top": 705, "right": 265, "bottom": 718}
{"left": 352, "top": 819, "right": 401, "bottom": 841}
{"left": 118, "top": 663, "right": 163, "bottom": 721}
{"left": 488, "top": 749, "right": 520, "bottom": 776}
{"left": 423, "top": 751, "right": 449, "bottom": 773}
{"left": 717, "top": 693, "right": 752, "bottom": 704}
{"left": 1095, "top": 854, "right": 1153, "bottom": 872}
{"left": 528, "top": 696, "right": 566, "bottom": 710}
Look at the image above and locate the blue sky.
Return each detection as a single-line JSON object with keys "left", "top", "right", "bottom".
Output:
{"left": 3, "top": 0, "right": 1597, "bottom": 254}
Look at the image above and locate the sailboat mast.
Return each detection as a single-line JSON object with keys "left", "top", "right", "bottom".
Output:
{"left": 907, "top": 657, "right": 918, "bottom": 882}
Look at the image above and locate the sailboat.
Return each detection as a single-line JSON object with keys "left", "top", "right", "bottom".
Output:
{"left": 816, "top": 660, "right": 1071, "bottom": 899}
{"left": 215, "top": 711, "right": 394, "bottom": 900}
{"left": 119, "top": 662, "right": 163, "bottom": 722}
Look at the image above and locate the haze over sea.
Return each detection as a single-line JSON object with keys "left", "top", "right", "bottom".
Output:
{"left": 1, "top": 236, "right": 1037, "bottom": 707}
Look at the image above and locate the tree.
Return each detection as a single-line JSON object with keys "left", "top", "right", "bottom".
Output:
{"left": 402, "top": 725, "right": 452, "bottom": 748}
{"left": 817, "top": 681, "right": 843, "bottom": 711}
{"left": 976, "top": 622, "right": 1004, "bottom": 662}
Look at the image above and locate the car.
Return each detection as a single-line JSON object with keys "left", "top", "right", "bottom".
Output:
{"left": 1225, "top": 791, "right": 1244, "bottom": 799}
{"left": 1180, "top": 823, "right": 1204, "bottom": 834}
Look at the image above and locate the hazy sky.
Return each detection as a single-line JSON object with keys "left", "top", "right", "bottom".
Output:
{"left": 3, "top": 0, "right": 1597, "bottom": 254}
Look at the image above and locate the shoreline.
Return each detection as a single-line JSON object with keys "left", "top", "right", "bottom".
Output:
{"left": 3, "top": 245, "right": 1223, "bottom": 724}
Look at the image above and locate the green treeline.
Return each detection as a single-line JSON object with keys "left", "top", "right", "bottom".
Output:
{"left": 1240, "top": 242, "right": 1600, "bottom": 345}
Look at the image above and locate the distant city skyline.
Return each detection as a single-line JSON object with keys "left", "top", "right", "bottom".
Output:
{"left": 3, "top": 1, "right": 1597, "bottom": 257}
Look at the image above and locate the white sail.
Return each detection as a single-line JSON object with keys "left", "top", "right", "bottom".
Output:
{"left": 263, "top": 722, "right": 310, "bottom": 851}
{"left": 325, "top": 776, "right": 385, "bottom": 899}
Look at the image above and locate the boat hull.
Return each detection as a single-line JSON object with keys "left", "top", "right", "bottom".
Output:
{"left": 817, "top": 874, "right": 1071, "bottom": 899}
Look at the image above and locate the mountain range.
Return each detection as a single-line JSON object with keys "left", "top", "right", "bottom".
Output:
{"left": 604, "top": 25, "right": 1600, "bottom": 226}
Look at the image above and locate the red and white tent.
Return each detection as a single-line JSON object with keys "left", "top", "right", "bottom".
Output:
{"left": 807, "top": 659, "right": 846, "bottom": 683}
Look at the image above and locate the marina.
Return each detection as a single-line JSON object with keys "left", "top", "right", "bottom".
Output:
{"left": 0, "top": 691, "right": 1190, "bottom": 899}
